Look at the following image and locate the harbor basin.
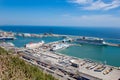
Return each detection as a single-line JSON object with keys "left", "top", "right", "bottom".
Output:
{"left": 57, "top": 43, "right": 120, "bottom": 67}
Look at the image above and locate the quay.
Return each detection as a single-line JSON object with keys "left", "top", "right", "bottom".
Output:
{"left": 0, "top": 30, "right": 120, "bottom": 80}
{"left": 1, "top": 42, "right": 120, "bottom": 80}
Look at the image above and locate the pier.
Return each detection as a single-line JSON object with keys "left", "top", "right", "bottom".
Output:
{"left": 106, "top": 42, "right": 120, "bottom": 47}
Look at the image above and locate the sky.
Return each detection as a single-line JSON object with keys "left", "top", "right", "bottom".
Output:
{"left": 0, "top": 0, "right": 120, "bottom": 27}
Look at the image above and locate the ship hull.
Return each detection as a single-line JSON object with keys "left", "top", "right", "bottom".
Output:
{"left": 75, "top": 38, "right": 107, "bottom": 46}
{"left": 0, "top": 37, "right": 15, "bottom": 41}
{"left": 76, "top": 41, "right": 106, "bottom": 45}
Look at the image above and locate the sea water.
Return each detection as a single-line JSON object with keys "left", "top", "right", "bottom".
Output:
{"left": 11, "top": 36, "right": 64, "bottom": 47}
{"left": 0, "top": 26, "right": 120, "bottom": 67}
{"left": 57, "top": 44, "right": 120, "bottom": 67}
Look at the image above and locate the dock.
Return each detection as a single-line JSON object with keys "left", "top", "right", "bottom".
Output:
{"left": 0, "top": 30, "right": 120, "bottom": 80}
{"left": 106, "top": 42, "right": 120, "bottom": 47}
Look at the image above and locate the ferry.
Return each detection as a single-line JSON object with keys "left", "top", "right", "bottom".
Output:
{"left": 51, "top": 43, "right": 70, "bottom": 51}
{"left": 0, "top": 37, "right": 15, "bottom": 41}
{"left": 76, "top": 36, "right": 106, "bottom": 45}
{"left": 25, "top": 40, "right": 44, "bottom": 49}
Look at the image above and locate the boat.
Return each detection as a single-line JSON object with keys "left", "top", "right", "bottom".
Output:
{"left": 6, "top": 42, "right": 15, "bottom": 47}
{"left": 75, "top": 36, "right": 106, "bottom": 45}
{"left": 52, "top": 43, "right": 70, "bottom": 51}
{"left": 0, "top": 37, "right": 15, "bottom": 41}
{"left": 25, "top": 40, "right": 44, "bottom": 49}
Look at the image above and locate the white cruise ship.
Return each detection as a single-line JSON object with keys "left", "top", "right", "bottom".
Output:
{"left": 76, "top": 36, "right": 106, "bottom": 45}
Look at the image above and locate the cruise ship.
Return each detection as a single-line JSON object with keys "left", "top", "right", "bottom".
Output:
{"left": 76, "top": 36, "right": 106, "bottom": 45}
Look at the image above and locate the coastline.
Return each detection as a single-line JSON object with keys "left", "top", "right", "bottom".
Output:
{"left": 0, "top": 30, "right": 120, "bottom": 80}
{"left": 55, "top": 51, "right": 119, "bottom": 68}
{"left": 0, "top": 30, "right": 120, "bottom": 67}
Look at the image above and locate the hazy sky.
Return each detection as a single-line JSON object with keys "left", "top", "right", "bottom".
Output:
{"left": 0, "top": 0, "right": 120, "bottom": 27}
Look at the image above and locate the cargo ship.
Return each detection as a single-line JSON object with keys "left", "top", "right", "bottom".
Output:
{"left": 76, "top": 36, "right": 106, "bottom": 45}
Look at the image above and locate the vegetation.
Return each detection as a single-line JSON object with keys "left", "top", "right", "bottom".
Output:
{"left": 0, "top": 47, "right": 8, "bottom": 55}
{"left": 0, "top": 47, "right": 58, "bottom": 80}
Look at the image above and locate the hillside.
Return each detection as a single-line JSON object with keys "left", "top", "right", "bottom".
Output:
{"left": 0, "top": 47, "right": 58, "bottom": 80}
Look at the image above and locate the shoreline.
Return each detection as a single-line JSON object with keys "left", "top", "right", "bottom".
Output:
{"left": 1, "top": 33, "right": 120, "bottom": 80}
{"left": 55, "top": 51, "right": 120, "bottom": 68}
{"left": 0, "top": 30, "right": 120, "bottom": 67}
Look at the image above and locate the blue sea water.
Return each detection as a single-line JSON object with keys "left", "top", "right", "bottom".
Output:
{"left": 1, "top": 26, "right": 120, "bottom": 39}
{"left": 57, "top": 44, "right": 120, "bottom": 67}
{"left": 1, "top": 26, "right": 120, "bottom": 40}
{"left": 11, "top": 36, "right": 64, "bottom": 47}
{"left": 0, "top": 26, "right": 120, "bottom": 67}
